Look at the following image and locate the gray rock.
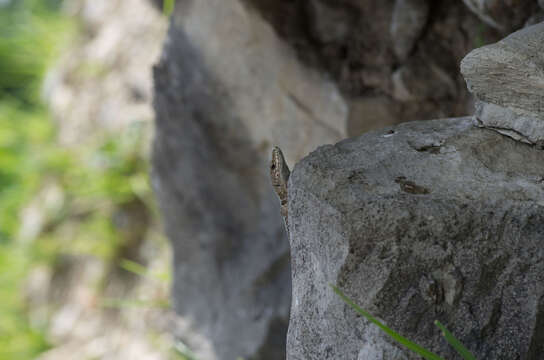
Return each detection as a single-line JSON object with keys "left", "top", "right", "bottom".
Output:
{"left": 391, "top": 58, "right": 457, "bottom": 101}
{"left": 472, "top": 102, "right": 544, "bottom": 144}
{"left": 307, "top": 0, "right": 355, "bottom": 44}
{"left": 246, "top": 0, "right": 500, "bottom": 121}
{"left": 390, "top": 0, "right": 430, "bottom": 61}
{"left": 461, "top": 0, "right": 538, "bottom": 32}
{"left": 347, "top": 96, "right": 399, "bottom": 137}
{"left": 461, "top": 22, "right": 544, "bottom": 145}
{"left": 287, "top": 117, "right": 544, "bottom": 359}
{"left": 152, "top": 0, "right": 346, "bottom": 358}
{"left": 524, "top": 10, "right": 544, "bottom": 26}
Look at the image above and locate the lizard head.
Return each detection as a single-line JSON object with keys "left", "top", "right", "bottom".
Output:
{"left": 270, "top": 146, "right": 290, "bottom": 187}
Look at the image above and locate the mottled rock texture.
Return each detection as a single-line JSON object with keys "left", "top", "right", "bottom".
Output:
{"left": 461, "top": 22, "right": 544, "bottom": 145}
{"left": 390, "top": 0, "right": 430, "bottom": 61}
{"left": 287, "top": 117, "right": 544, "bottom": 359}
{"left": 242, "top": 0, "right": 502, "bottom": 132}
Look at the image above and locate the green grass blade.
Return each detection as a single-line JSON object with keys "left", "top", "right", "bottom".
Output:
{"left": 163, "top": 0, "right": 175, "bottom": 16}
{"left": 120, "top": 258, "right": 148, "bottom": 277}
{"left": 331, "top": 285, "right": 444, "bottom": 360}
{"left": 173, "top": 339, "right": 199, "bottom": 360}
{"left": 100, "top": 297, "right": 170, "bottom": 309}
{"left": 435, "top": 321, "right": 477, "bottom": 360}
{"left": 120, "top": 258, "right": 170, "bottom": 282}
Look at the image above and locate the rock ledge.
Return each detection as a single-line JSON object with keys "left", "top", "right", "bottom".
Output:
{"left": 287, "top": 117, "right": 544, "bottom": 359}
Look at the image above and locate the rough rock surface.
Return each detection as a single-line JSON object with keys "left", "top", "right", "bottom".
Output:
{"left": 152, "top": 0, "right": 346, "bottom": 358}
{"left": 461, "top": 22, "right": 544, "bottom": 145}
{"left": 287, "top": 117, "right": 544, "bottom": 359}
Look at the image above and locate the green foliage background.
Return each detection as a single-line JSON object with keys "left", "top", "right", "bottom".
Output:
{"left": 0, "top": 1, "right": 71, "bottom": 357}
{"left": 0, "top": 1, "right": 159, "bottom": 358}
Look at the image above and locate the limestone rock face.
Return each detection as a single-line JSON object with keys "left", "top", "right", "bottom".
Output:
{"left": 287, "top": 117, "right": 544, "bottom": 359}
{"left": 152, "top": 0, "right": 346, "bottom": 358}
{"left": 461, "top": 22, "right": 544, "bottom": 145}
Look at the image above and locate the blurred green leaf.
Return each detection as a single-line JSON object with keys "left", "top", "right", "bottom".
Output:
{"left": 163, "top": 0, "right": 175, "bottom": 16}
{"left": 121, "top": 258, "right": 170, "bottom": 283}
{"left": 100, "top": 297, "right": 170, "bottom": 309}
{"left": 0, "top": 1, "right": 74, "bottom": 357}
{"left": 173, "top": 340, "right": 199, "bottom": 360}
{"left": 120, "top": 258, "right": 149, "bottom": 277}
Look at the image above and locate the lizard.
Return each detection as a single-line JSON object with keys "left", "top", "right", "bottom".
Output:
{"left": 270, "top": 146, "right": 291, "bottom": 234}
